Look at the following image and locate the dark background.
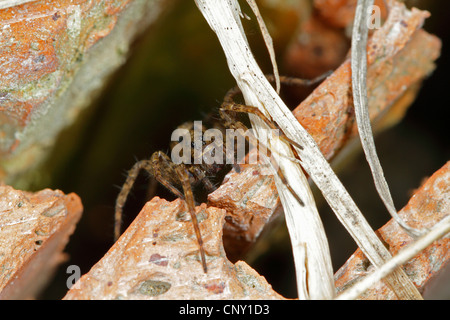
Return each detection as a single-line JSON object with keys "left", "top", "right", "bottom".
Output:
{"left": 38, "top": 0, "right": 449, "bottom": 299}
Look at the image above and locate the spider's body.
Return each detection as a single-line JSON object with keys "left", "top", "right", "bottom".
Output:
{"left": 114, "top": 74, "right": 327, "bottom": 273}
{"left": 169, "top": 121, "right": 231, "bottom": 194}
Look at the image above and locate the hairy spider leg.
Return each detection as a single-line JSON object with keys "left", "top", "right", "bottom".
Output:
{"left": 267, "top": 72, "right": 332, "bottom": 88}
{"left": 174, "top": 165, "right": 208, "bottom": 273}
{"left": 219, "top": 103, "right": 305, "bottom": 206}
{"left": 222, "top": 72, "right": 331, "bottom": 107}
{"left": 218, "top": 73, "right": 331, "bottom": 206}
{"left": 220, "top": 103, "right": 305, "bottom": 206}
{"left": 114, "top": 151, "right": 208, "bottom": 273}
{"left": 221, "top": 72, "right": 331, "bottom": 151}
{"left": 191, "top": 166, "right": 215, "bottom": 193}
{"left": 220, "top": 101, "right": 304, "bottom": 151}
{"left": 114, "top": 155, "right": 186, "bottom": 241}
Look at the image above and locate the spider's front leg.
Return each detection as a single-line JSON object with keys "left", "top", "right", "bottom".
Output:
{"left": 223, "top": 73, "right": 330, "bottom": 106}
{"left": 219, "top": 101, "right": 304, "bottom": 151}
{"left": 114, "top": 152, "right": 186, "bottom": 241}
{"left": 114, "top": 159, "right": 155, "bottom": 241}
{"left": 149, "top": 151, "right": 208, "bottom": 273}
{"left": 219, "top": 101, "right": 305, "bottom": 206}
{"left": 173, "top": 164, "right": 208, "bottom": 273}
{"left": 220, "top": 72, "right": 330, "bottom": 152}
{"left": 114, "top": 151, "right": 208, "bottom": 273}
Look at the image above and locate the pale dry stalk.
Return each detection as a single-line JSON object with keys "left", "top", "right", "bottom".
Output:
{"left": 195, "top": 0, "right": 424, "bottom": 300}
{"left": 0, "top": 0, "right": 37, "bottom": 9}
{"left": 195, "top": 0, "right": 335, "bottom": 299}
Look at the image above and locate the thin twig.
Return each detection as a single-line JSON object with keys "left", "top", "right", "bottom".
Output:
{"left": 351, "top": 0, "right": 423, "bottom": 238}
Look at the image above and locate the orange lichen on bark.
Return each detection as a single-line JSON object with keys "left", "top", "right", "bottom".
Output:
{"left": 0, "top": 185, "right": 82, "bottom": 299}
{"left": 335, "top": 162, "right": 449, "bottom": 299}
{"left": 0, "top": 0, "right": 134, "bottom": 157}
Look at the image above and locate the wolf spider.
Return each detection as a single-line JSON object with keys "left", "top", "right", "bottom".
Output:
{"left": 114, "top": 74, "right": 327, "bottom": 273}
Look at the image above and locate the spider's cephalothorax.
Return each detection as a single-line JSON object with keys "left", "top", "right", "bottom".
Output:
{"left": 114, "top": 74, "right": 328, "bottom": 273}
{"left": 169, "top": 121, "right": 234, "bottom": 194}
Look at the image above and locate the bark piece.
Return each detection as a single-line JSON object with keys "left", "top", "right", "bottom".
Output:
{"left": 294, "top": 4, "right": 440, "bottom": 161}
{"left": 0, "top": 185, "right": 82, "bottom": 299}
{"left": 335, "top": 161, "right": 450, "bottom": 299}
{"left": 283, "top": 10, "right": 350, "bottom": 80}
{"left": 208, "top": 162, "right": 282, "bottom": 262}
{"left": 284, "top": 0, "right": 388, "bottom": 79}
{"left": 63, "top": 197, "right": 283, "bottom": 300}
